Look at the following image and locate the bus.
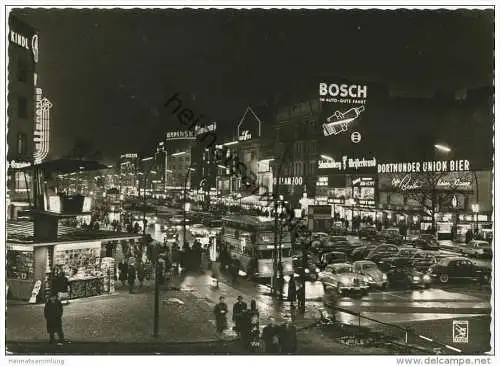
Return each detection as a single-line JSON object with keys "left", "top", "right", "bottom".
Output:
{"left": 222, "top": 215, "right": 294, "bottom": 279}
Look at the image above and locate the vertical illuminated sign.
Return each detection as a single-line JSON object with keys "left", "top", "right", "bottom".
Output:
{"left": 33, "top": 87, "right": 51, "bottom": 164}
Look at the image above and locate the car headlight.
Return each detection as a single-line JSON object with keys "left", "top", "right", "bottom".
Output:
{"left": 315, "top": 268, "right": 320, "bottom": 273}
{"left": 305, "top": 268, "right": 310, "bottom": 274}
{"left": 423, "top": 274, "right": 430, "bottom": 281}
{"left": 412, "top": 276, "right": 420, "bottom": 282}
{"left": 382, "top": 273, "right": 387, "bottom": 280}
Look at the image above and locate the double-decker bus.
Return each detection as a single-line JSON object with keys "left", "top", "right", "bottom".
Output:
{"left": 222, "top": 215, "right": 294, "bottom": 279}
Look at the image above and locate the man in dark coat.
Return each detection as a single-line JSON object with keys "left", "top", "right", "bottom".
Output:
{"left": 287, "top": 278, "right": 297, "bottom": 306}
{"left": 213, "top": 296, "right": 228, "bottom": 334}
{"left": 44, "top": 294, "right": 65, "bottom": 344}
{"left": 262, "top": 317, "right": 280, "bottom": 354}
{"left": 278, "top": 314, "right": 297, "bottom": 354}
{"left": 127, "top": 265, "right": 136, "bottom": 293}
{"left": 232, "top": 296, "right": 248, "bottom": 335}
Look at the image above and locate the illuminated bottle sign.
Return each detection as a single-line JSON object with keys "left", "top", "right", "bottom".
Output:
{"left": 323, "top": 106, "right": 365, "bottom": 136}
{"left": 33, "top": 88, "right": 51, "bottom": 164}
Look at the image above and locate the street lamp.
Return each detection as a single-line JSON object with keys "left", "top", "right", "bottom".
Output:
{"left": 434, "top": 144, "right": 451, "bottom": 153}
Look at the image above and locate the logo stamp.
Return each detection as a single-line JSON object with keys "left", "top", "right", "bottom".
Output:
{"left": 453, "top": 320, "right": 469, "bottom": 343}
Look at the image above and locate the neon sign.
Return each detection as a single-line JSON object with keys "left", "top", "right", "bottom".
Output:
{"left": 33, "top": 88, "right": 51, "bottom": 164}
{"left": 318, "top": 156, "right": 376, "bottom": 171}
{"left": 238, "top": 130, "right": 252, "bottom": 141}
{"left": 323, "top": 106, "right": 365, "bottom": 136}
{"left": 273, "top": 177, "right": 303, "bottom": 186}
{"left": 166, "top": 130, "right": 195, "bottom": 140}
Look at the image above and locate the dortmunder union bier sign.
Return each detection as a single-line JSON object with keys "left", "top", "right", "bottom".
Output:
{"left": 377, "top": 159, "right": 470, "bottom": 173}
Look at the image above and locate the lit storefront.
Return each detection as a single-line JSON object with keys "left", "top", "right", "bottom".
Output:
{"left": 6, "top": 220, "right": 141, "bottom": 302}
{"left": 377, "top": 159, "right": 492, "bottom": 240}
{"left": 316, "top": 155, "right": 378, "bottom": 224}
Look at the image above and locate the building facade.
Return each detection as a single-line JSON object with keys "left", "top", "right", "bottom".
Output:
{"left": 7, "top": 16, "right": 39, "bottom": 218}
{"left": 119, "top": 153, "right": 139, "bottom": 196}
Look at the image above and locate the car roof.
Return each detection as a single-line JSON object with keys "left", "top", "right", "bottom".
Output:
{"left": 354, "top": 260, "right": 376, "bottom": 265}
{"left": 439, "top": 256, "right": 470, "bottom": 264}
{"left": 470, "top": 240, "right": 490, "bottom": 244}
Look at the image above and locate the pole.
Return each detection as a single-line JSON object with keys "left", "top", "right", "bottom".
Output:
{"left": 473, "top": 172, "right": 479, "bottom": 236}
{"left": 153, "top": 260, "right": 160, "bottom": 337}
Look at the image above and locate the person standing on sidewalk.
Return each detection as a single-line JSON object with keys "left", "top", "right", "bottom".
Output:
{"left": 232, "top": 295, "right": 247, "bottom": 336}
{"left": 278, "top": 313, "right": 297, "bottom": 354}
{"left": 287, "top": 278, "right": 297, "bottom": 306}
{"left": 136, "top": 261, "right": 145, "bottom": 288}
{"left": 44, "top": 294, "right": 65, "bottom": 345}
{"left": 262, "top": 317, "right": 280, "bottom": 354}
{"left": 213, "top": 296, "right": 228, "bottom": 334}
{"left": 127, "top": 264, "right": 136, "bottom": 294}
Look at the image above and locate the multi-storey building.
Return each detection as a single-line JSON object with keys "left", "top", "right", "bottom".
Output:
{"left": 7, "top": 16, "right": 40, "bottom": 219}
{"left": 119, "top": 153, "right": 139, "bottom": 196}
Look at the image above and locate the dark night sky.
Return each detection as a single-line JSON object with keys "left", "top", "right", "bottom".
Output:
{"left": 12, "top": 8, "right": 494, "bottom": 163}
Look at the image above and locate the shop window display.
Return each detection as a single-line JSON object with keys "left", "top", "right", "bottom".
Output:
{"left": 7, "top": 250, "right": 34, "bottom": 280}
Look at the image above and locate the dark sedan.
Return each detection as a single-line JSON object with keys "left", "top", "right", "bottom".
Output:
{"left": 293, "top": 255, "right": 320, "bottom": 281}
{"left": 427, "top": 257, "right": 491, "bottom": 284}
{"left": 318, "top": 251, "right": 348, "bottom": 269}
{"left": 413, "top": 236, "right": 440, "bottom": 250}
{"left": 386, "top": 257, "right": 431, "bottom": 289}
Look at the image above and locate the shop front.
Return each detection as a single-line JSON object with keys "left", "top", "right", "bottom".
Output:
{"left": 377, "top": 161, "right": 492, "bottom": 240}
{"left": 6, "top": 221, "right": 142, "bottom": 302}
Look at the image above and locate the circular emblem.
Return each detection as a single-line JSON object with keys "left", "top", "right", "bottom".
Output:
{"left": 351, "top": 131, "right": 362, "bottom": 143}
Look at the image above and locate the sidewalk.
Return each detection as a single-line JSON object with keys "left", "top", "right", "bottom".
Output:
{"left": 6, "top": 286, "right": 223, "bottom": 344}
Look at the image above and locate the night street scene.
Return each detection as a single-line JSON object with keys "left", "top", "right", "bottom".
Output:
{"left": 3, "top": 4, "right": 495, "bottom": 358}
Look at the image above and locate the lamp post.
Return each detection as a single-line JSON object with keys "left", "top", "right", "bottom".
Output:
{"left": 472, "top": 203, "right": 480, "bottom": 236}
{"left": 139, "top": 156, "right": 161, "bottom": 337}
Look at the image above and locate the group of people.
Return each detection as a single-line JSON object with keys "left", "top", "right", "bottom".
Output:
{"left": 118, "top": 258, "right": 147, "bottom": 293}
{"left": 213, "top": 295, "right": 297, "bottom": 354}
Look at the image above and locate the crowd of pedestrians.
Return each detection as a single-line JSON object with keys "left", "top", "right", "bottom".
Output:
{"left": 213, "top": 295, "right": 298, "bottom": 354}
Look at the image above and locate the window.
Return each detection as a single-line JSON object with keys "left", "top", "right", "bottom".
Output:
{"left": 17, "top": 61, "right": 27, "bottom": 82}
{"left": 18, "top": 96, "right": 28, "bottom": 118}
{"left": 17, "top": 132, "right": 27, "bottom": 155}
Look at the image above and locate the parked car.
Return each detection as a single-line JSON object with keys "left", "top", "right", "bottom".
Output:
{"left": 377, "top": 228, "right": 404, "bottom": 244}
{"left": 358, "top": 226, "right": 378, "bottom": 240}
{"left": 293, "top": 254, "right": 320, "bottom": 281}
{"left": 366, "top": 244, "right": 400, "bottom": 265}
{"left": 319, "top": 263, "right": 370, "bottom": 296}
{"left": 352, "top": 260, "right": 388, "bottom": 289}
{"left": 318, "top": 251, "right": 348, "bottom": 269}
{"left": 413, "top": 236, "right": 440, "bottom": 250}
{"left": 410, "top": 251, "right": 439, "bottom": 272}
{"left": 386, "top": 257, "right": 431, "bottom": 289}
{"left": 319, "top": 236, "right": 355, "bottom": 254}
{"left": 349, "top": 243, "right": 379, "bottom": 261}
{"left": 427, "top": 257, "right": 491, "bottom": 284}
{"left": 397, "top": 247, "right": 421, "bottom": 259}
{"left": 460, "top": 240, "right": 492, "bottom": 258}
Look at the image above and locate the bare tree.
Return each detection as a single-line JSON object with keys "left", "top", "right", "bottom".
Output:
{"left": 391, "top": 171, "right": 473, "bottom": 231}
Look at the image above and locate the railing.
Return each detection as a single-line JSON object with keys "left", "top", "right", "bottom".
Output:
{"left": 323, "top": 306, "right": 463, "bottom": 355}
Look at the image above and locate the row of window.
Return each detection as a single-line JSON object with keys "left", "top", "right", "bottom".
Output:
{"left": 280, "top": 160, "right": 317, "bottom": 177}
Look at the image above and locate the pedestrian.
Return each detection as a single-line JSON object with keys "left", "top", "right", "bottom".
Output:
{"left": 262, "top": 317, "right": 280, "bottom": 354}
{"left": 136, "top": 261, "right": 145, "bottom": 288}
{"left": 128, "top": 264, "right": 136, "bottom": 294}
{"left": 230, "top": 256, "right": 239, "bottom": 284}
{"left": 297, "top": 281, "right": 306, "bottom": 310}
{"left": 287, "top": 278, "right": 297, "bottom": 306}
{"left": 232, "top": 295, "right": 248, "bottom": 336}
{"left": 118, "top": 259, "right": 128, "bottom": 286}
{"left": 279, "top": 313, "right": 297, "bottom": 354}
{"left": 213, "top": 296, "right": 228, "bottom": 334}
{"left": 245, "top": 300, "right": 260, "bottom": 353}
{"left": 44, "top": 293, "right": 65, "bottom": 345}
